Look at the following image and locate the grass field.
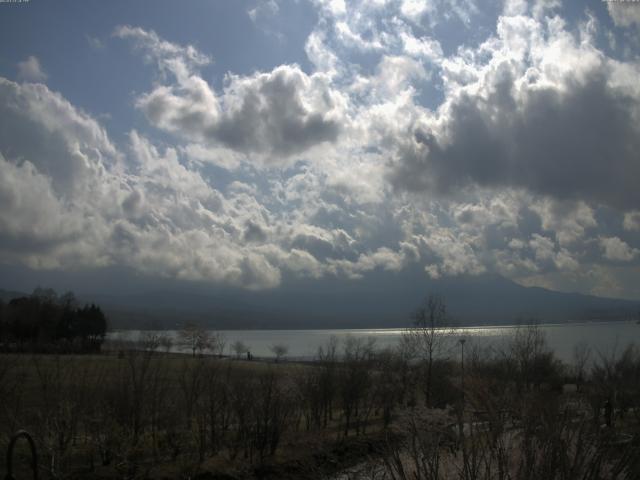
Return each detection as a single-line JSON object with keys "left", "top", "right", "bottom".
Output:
{"left": 0, "top": 351, "right": 395, "bottom": 479}
{"left": 1, "top": 335, "right": 639, "bottom": 479}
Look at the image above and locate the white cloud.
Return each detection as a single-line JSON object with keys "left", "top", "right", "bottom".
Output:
{"left": 248, "top": 0, "right": 279, "bottom": 23}
{"left": 0, "top": 154, "right": 85, "bottom": 268}
{"left": 607, "top": 3, "right": 640, "bottom": 28}
{"left": 17, "top": 56, "right": 47, "bottom": 82}
{"left": 86, "top": 35, "right": 105, "bottom": 50}
{"left": 529, "top": 234, "right": 579, "bottom": 271}
{"left": 400, "top": 31, "right": 443, "bottom": 62}
{"left": 416, "top": 226, "right": 485, "bottom": 278}
{"left": 400, "top": 0, "right": 478, "bottom": 27}
{"left": 327, "top": 246, "right": 409, "bottom": 279}
{"left": 305, "top": 30, "right": 342, "bottom": 76}
{"left": 0, "top": 76, "right": 286, "bottom": 288}
{"left": 599, "top": 236, "right": 639, "bottom": 262}
{"left": 313, "top": 0, "right": 347, "bottom": 17}
{"left": 0, "top": 71, "right": 405, "bottom": 290}
{"left": 0, "top": 78, "right": 119, "bottom": 195}
{"left": 113, "top": 25, "right": 211, "bottom": 84}
{"left": 180, "top": 143, "right": 244, "bottom": 170}
{"left": 623, "top": 211, "right": 640, "bottom": 231}
{"left": 530, "top": 199, "right": 597, "bottom": 246}
{"left": 400, "top": 0, "right": 429, "bottom": 22}
{"left": 2, "top": 3, "right": 640, "bottom": 299}
{"left": 529, "top": 234, "right": 555, "bottom": 262}
{"left": 117, "top": 27, "right": 345, "bottom": 165}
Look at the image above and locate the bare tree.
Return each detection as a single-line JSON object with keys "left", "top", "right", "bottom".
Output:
{"left": 404, "top": 294, "right": 451, "bottom": 407}
{"left": 159, "top": 334, "right": 173, "bottom": 353}
{"left": 231, "top": 340, "right": 248, "bottom": 359}
{"left": 572, "top": 341, "right": 591, "bottom": 391}
{"left": 394, "top": 334, "right": 418, "bottom": 407}
{"left": 317, "top": 335, "right": 339, "bottom": 427}
{"left": 179, "top": 322, "right": 211, "bottom": 357}
{"left": 270, "top": 343, "right": 289, "bottom": 362}
{"left": 509, "top": 323, "right": 559, "bottom": 393}
{"left": 339, "top": 336, "right": 376, "bottom": 436}
{"left": 179, "top": 358, "right": 206, "bottom": 432}
{"left": 123, "top": 349, "right": 154, "bottom": 442}
{"left": 139, "top": 331, "right": 162, "bottom": 353}
{"left": 591, "top": 343, "right": 640, "bottom": 425}
{"left": 210, "top": 331, "right": 226, "bottom": 357}
{"left": 252, "top": 370, "right": 294, "bottom": 461}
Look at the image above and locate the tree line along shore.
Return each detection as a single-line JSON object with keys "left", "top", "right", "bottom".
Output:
{"left": 0, "top": 288, "right": 107, "bottom": 353}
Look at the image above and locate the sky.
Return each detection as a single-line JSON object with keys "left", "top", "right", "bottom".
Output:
{"left": 0, "top": 0, "right": 639, "bottom": 301}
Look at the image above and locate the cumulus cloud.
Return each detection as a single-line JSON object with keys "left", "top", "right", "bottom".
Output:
{"left": 599, "top": 236, "right": 639, "bottom": 262}
{"left": 116, "top": 26, "right": 344, "bottom": 164}
{"left": 17, "top": 56, "right": 47, "bottom": 82}
{"left": 327, "top": 246, "right": 409, "bottom": 279}
{"left": 0, "top": 78, "right": 120, "bottom": 197}
{"left": 419, "top": 227, "right": 485, "bottom": 278}
{"left": 0, "top": 154, "right": 80, "bottom": 262}
{"left": 0, "top": 79, "right": 124, "bottom": 269}
{"left": 530, "top": 199, "right": 597, "bottom": 246}
{"left": 0, "top": 72, "right": 397, "bottom": 290}
{"left": 0, "top": 76, "right": 284, "bottom": 288}
{"left": 389, "top": 31, "right": 640, "bottom": 210}
{"left": 529, "top": 234, "right": 579, "bottom": 271}
{"left": 289, "top": 224, "right": 355, "bottom": 261}
{"left": 202, "top": 66, "right": 343, "bottom": 158}
{"left": 2, "top": 2, "right": 640, "bottom": 299}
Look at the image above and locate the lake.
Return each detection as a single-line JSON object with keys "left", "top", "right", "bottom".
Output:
{"left": 110, "top": 320, "right": 640, "bottom": 363}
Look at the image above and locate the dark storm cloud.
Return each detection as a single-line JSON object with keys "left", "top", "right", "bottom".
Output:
{"left": 390, "top": 69, "right": 640, "bottom": 210}
{"left": 207, "top": 67, "right": 342, "bottom": 157}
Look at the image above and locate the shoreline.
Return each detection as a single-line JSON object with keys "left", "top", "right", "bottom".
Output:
{"left": 108, "top": 318, "right": 638, "bottom": 334}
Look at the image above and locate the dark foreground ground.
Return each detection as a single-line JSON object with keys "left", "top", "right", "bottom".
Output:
{"left": 1, "top": 332, "right": 639, "bottom": 479}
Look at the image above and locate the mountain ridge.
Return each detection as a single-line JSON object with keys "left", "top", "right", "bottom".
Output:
{"left": 2, "top": 269, "right": 637, "bottom": 329}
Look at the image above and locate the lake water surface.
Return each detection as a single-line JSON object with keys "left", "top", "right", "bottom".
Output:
{"left": 112, "top": 321, "right": 640, "bottom": 363}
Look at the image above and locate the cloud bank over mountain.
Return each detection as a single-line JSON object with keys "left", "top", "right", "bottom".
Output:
{"left": 1, "top": 0, "right": 639, "bottom": 300}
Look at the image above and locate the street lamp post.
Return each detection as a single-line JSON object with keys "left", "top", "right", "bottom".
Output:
{"left": 459, "top": 338, "right": 466, "bottom": 406}
{"left": 457, "top": 338, "right": 467, "bottom": 452}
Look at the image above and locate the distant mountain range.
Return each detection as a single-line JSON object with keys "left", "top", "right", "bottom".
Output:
{"left": 3, "top": 267, "right": 637, "bottom": 330}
